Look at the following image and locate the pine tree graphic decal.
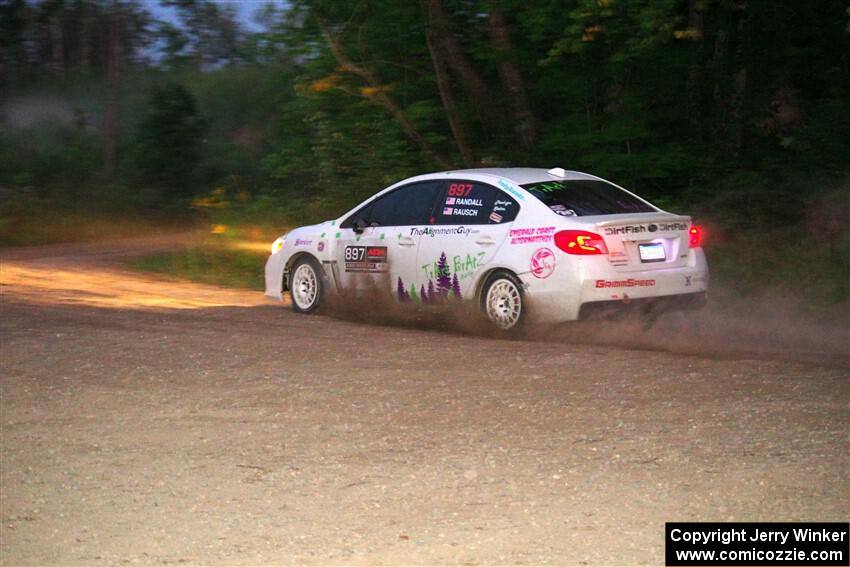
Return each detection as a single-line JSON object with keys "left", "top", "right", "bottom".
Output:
{"left": 450, "top": 273, "right": 462, "bottom": 300}
{"left": 396, "top": 277, "right": 410, "bottom": 302}
{"left": 435, "top": 252, "right": 452, "bottom": 299}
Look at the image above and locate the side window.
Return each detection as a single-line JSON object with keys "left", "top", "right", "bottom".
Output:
{"left": 434, "top": 181, "right": 519, "bottom": 225}
{"left": 341, "top": 181, "right": 442, "bottom": 228}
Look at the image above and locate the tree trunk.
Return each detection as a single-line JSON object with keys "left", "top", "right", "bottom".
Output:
{"left": 421, "top": 0, "right": 491, "bottom": 114}
{"left": 487, "top": 4, "right": 536, "bottom": 150}
{"left": 316, "top": 17, "right": 452, "bottom": 168}
{"left": 420, "top": 0, "right": 475, "bottom": 167}
{"left": 49, "top": 13, "right": 65, "bottom": 77}
{"left": 103, "top": 0, "right": 121, "bottom": 176}
{"left": 80, "top": 0, "right": 92, "bottom": 72}
{"left": 685, "top": 0, "right": 705, "bottom": 144}
{"left": 728, "top": 4, "right": 749, "bottom": 158}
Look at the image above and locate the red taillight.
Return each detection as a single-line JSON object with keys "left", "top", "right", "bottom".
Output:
{"left": 688, "top": 225, "right": 702, "bottom": 248}
{"left": 554, "top": 230, "right": 609, "bottom": 255}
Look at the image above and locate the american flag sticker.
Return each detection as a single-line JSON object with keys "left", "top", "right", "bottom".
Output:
{"left": 443, "top": 207, "right": 453, "bottom": 215}
{"left": 445, "top": 197, "right": 456, "bottom": 205}
{"left": 489, "top": 211, "right": 503, "bottom": 223}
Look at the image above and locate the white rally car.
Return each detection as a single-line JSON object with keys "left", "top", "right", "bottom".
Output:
{"left": 265, "top": 168, "right": 708, "bottom": 330}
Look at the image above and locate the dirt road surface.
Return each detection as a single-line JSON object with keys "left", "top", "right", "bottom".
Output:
{"left": 2, "top": 236, "right": 848, "bottom": 565}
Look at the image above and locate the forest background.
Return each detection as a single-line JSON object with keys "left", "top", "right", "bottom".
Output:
{"left": 1, "top": 0, "right": 848, "bottom": 310}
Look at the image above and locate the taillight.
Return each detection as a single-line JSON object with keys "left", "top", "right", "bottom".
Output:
{"left": 554, "top": 230, "right": 609, "bottom": 255}
{"left": 688, "top": 225, "right": 702, "bottom": 248}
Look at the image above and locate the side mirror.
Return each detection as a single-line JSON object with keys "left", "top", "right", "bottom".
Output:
{"left": 352, "top": 217, "right": 368, "bottom": 234}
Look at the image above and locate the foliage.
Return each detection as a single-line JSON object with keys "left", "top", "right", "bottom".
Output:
{"left": 125, "top": 245, "right": 266, "bottom": 290}
{"left": 133, "top": 83, "right": 205, "bottom": 197}
{"left": 1, "top": 0, "right": 848, "bottom": 307}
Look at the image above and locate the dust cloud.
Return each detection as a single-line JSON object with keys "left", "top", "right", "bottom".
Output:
{"left": 320, "top": 279, "right": 849, "bottom": 368}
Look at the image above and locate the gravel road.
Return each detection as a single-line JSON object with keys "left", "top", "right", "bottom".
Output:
{"left": 1, "top": 236, "right": 848, "bottom": 565}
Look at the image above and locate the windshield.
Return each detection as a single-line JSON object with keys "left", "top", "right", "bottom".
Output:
{"left": 521, "top": 179, "right": 656, "bottom": 217}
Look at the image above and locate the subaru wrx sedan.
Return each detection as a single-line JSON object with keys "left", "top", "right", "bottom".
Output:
{"left": 265, "top": 168, "right": 708, "bottom": 330}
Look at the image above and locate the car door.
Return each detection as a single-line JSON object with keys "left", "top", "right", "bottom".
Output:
{"left": 415, "top": 179, "right": 520, "bottom": 301}
{"left": 335, "top": 181, "right": 443, "bottom": 299}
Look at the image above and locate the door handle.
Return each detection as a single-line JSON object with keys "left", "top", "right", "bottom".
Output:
{"left": 398, "top": 237, "right": 416, "bottom": 247}
{"left": 475, "top": 236, "right": 496, "bottom": 246}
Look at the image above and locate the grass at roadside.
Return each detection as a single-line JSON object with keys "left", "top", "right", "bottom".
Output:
{"left": 0, "top": 209, "right": 191, "bottom": 247}
{"left": 123, "top": 224, "right": 848, "bottom": 324}
{"left": 126, "top": 244, "right": 267, "bottom": 290}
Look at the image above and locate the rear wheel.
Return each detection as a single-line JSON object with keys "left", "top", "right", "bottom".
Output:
{"left": 289, "top": 257, "right": 323, "bottom": 313}
{"left": 480, "top": 271, "right": 524, "bottom": 331}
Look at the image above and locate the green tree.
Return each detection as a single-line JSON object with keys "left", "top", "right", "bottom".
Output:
{"left": 134, "top": 83, "right": 205, "bottom": 197}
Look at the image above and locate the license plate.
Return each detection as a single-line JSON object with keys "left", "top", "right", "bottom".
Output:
{"left": 638, "top": 242, "right": 666, "bottom": 262}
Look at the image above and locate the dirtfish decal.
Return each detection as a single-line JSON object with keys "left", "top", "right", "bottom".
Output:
{"left": 604, "top": 223, "right": 688, "bottom": 236}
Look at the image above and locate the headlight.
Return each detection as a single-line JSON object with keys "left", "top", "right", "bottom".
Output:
{"left": 271, "top": 236, "right": 285, "bottom": 254}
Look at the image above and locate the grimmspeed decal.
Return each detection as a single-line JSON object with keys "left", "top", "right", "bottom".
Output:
{"left": 604, "top": 222, "right": 689, "bottom": 236}
{"left": 595, "top": 278, "right": 656, "bottom": 288}
{"left": 344, "top": 246, "right": 388, "bottom": 273}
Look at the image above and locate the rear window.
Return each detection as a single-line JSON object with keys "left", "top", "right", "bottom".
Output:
{"left": 521, "top": 179, "right": 656, "bottom": 217}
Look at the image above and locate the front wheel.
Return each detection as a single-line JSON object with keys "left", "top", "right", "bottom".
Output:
{"left": 480, "top": 271, "right": 525, "bottom": 331}
{"left": 289, "top": 257, "right": 323, "bottom": 313}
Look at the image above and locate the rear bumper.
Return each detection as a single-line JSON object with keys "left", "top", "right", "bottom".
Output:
{"left": 578, "top": 291, "right": 707, "bottom": 320}
{"left": 521, "top": 249, "right": 708, "bottom": 323}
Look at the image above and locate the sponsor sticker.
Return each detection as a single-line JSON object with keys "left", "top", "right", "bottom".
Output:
{"left": 498, "top": 179, "right": 525, "bottom": 201}
{"left": 489, "top": 211, "right": 503, "bottom": 223}
{"left": 530, "top": 248, "right": 556, "bottom": 279}
{"left": 510, "top": 226, "right": 555, "bottom": 245}
{"left": 317, "top": 241, "right": 325, "bottom": 252}
{"left": 344, "top": 245, "right": 388, "bottom": 273}
{"left": 595, "top": 278, "right": 656, "bottom": 288}
{"left": 410, "top": 227, "right": 471, "bottom": 237}
{"left": 294, "top": 238, "right": 312, "bottom": 246}
{"left": 604, "top": 222, "right": 688, "bottom": 236}
{"left": 550, "top": 204, "right": 576, "bottom": 217}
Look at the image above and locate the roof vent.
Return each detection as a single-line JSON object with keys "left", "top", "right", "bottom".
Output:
{"left": 547, "top": 167, "right": 567, "bottom": 177}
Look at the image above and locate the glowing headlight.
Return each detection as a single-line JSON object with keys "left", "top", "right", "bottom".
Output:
{"left": 271, "top": 237, "right": 285, "bottom": 254}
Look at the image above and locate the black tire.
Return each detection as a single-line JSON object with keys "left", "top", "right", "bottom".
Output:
{"left": 479, "top": 271, "right": 525, "bottom": 332}
{"left": 289, "top": 256, "right": 323, "bottom": 314}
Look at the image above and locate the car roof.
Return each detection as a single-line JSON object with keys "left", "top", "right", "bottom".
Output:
{"left": 430, "top": 167, "right": 599, "bottom": 185}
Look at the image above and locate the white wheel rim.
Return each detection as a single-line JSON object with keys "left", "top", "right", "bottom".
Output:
{"left": 486, "top": 279, "right": 522, "bottom": 329}
{"left": 292, "top": 264, "right": 318, "bottom": 309}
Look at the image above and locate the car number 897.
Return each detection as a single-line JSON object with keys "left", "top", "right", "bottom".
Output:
{"left": 345, "top": 246, "right": 366, "bottom": 261}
